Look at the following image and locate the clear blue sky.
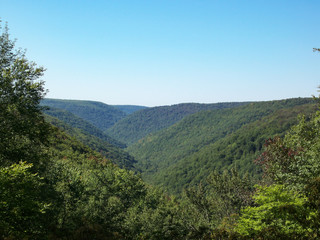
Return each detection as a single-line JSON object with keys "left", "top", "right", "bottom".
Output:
{"left": 1, "top": 0, "right": 319, "bottom": 106}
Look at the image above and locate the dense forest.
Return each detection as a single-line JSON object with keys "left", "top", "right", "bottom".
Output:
{"left": 2, "top": 21, "right": 320, "bottom": 239}
{"left": 127, "top": 99, "right": 316, "bottom": 194}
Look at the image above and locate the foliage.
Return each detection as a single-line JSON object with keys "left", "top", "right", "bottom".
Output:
{"left": 123, "top": 188, "right": 187, "bottom": 240}
{"left": 0, "top": 22, "right": 51, "bottom": 170}
{"left": 256, "top": 110, "right": 320, "bottom": 191}
{"left": 175, "top": 168, "right": 254, "bottom": 239}
{"left": 46, "top": 131, "right": 147, "bottom": 238}
{"left": 0, "top": 162, "right": 51, "bottom": 239}
{"left": 235, "top": 184, "right": 313, "bottom": 239}
{"left": 207, "top": 169, "right": 254, "bottom": 221}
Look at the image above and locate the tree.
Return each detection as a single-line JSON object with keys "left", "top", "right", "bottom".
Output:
{"left": 235, "top": 184, "right": 313, "bottom": 239}
{"left": 0, "top": 162, "right": 51, "bottom": 239}
{"left": 256, "top": 111, "right": 320, "bottom": 192}
{"left": 0, "top": 21, "right": 51, "bottom": 170}
{"left": 0, "top": 21, "right": 53, "bottom": 239}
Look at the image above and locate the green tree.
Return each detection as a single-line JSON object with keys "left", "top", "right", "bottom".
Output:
{"left": 0, "top": 162, "right": 51, "bottom": 239}
{"left": 256, "top": 112, "right": 320, "bottom": 192}
{"left": 207, "top": 169, "right": 254, "bottom": 221}
{"left": 0, "top": 21, "right": 53, "bottom": 239}
{"left": 235, "top": 184, "right": 313, "bottom": 239}
{"left": 0, "top": 21, "right": 50, "bottom": 170}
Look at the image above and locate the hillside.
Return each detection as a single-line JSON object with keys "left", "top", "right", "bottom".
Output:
{"left": 107, "top": 102, "right": 250, "bottom": 145}
{"left": 45, "top": 113, "right": 136, "bottom": 170}
{"left": 112, "top": 105, "right": 148, "bottom": 114}
{"left": 150, "top": 103, "right": 317, "bottom": 194}
{"left": 44, "top": 107, "right": 126, "bottom": 148}
{"left": 41, "top": 98, "right": 128, "bottom": 131}
{"left": 127, "top": 98, "right": 315, "bottom": 193}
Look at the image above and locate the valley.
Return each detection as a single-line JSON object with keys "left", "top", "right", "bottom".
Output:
{"left": 42, "top": 97, "right": 316, "bottom": 194}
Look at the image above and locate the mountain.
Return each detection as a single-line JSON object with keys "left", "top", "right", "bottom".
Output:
{"left": 107, "top": 102, "right": 250, "bottom": 145}
{"left": 45, "top": 113, "right": 136, "bottom": 170}
{"left": 41, "top": 98, "right": 128, "bottom": 131}
{"left": 112, "top": 105, "right": 148, "bottom": 114}
{"left": 44, "top": 107, "right": 126, "bottom": 148}
{"left": 127, "top": 98, "right": 315, "bottom": 194}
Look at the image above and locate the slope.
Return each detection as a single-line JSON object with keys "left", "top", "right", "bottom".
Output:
{"left": 45, "top": 113, "right": 136, "bottom": 170}
{"left": 112, "top": 105, "right": 148, "bottom": 114}
{"left": 41, "top": 98, "right": 127, "bottom": 131}
{"left": 107, "top": 102, "right": 250, "bottom": 145}
{"left": 44, "top": 107, "right": 126, "bottom": 148}
{"left": 128, "top": 98, "right": 315, "bottom": 193}
{"left": 151, "top": 103, "right": 317, "bottom": 194}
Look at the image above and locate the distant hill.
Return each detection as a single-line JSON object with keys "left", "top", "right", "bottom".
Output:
{"left": 127, "top": 98, "right": 315, "bottom": 194}
{"left": 112, "top": 105, "right": 148, "bottom": 114}
{"left": 106, "top": 102, "right": 250, "bottom": 145}
{"left": 41, "top": 99, "right": 127, "bottom": 131}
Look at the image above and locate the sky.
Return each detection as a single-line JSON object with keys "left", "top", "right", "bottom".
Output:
{"left": 1, "top": 0, "right": 320, "bottom": 106}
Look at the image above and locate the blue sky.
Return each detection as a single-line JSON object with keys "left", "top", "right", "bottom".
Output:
{"left": 1, "top": 0, "right": 319, "bottom": 106}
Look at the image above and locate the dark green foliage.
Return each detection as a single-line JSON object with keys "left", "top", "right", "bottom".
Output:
{"left": 41, "top": 98, "right": 127, "bottom": 131}
{"left": 177, "top": 168, "right": 254, "bottom": 239}
{"left": 107, "top": 102, "right": 249, "bottom": 145}
{"left": 45, "top": 128, "right": 147, "bottom": 238}
{"left": 207, "top": 169, "right": 254, "bottom": 221}
{"left": 129, "top": 98, "right": 314, "bottom": 194}
{"left": 0, "top": 23, "right": 51, "bottom": 170}
{"left": 123, "top": 188, "right": 187, "bottom": 240}
{"left": 0, "top": 21, "right": 53, "bottom": 239}
{"left": 0, "top": 162, "right": 51, "bottom": 239}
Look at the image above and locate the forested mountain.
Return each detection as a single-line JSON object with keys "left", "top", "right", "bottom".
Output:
{"left": 44, "top": 107, "right": 126, "bottom": 148}
{"left": 41, "top": 98, "right": 128, "bottom": 131}
{"left": 45, "top": 113, "right": 136, "bottom": 170}
{"left": 107, "top": 102, "right": 249, "bottom": 145}
{"left": 128, "top": 98, "right": 315, "bottom": 194}
{"left": 112, "top": 105, "right": 148, "bottom": 114}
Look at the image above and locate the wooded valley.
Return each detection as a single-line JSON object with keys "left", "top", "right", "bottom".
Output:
{"left": 2, "top": 22, "right": 320, "bottom": 239}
